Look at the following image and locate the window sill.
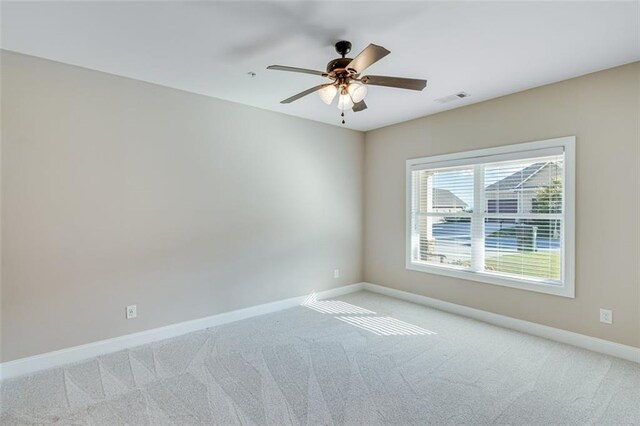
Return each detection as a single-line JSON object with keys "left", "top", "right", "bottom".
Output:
{"left": 406, "top": 261, "right": 574, "bottom": 298}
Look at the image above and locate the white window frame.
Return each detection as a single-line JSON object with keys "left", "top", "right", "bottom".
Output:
{"left": 406, "top": 136, "right": 575, "bottom": 298}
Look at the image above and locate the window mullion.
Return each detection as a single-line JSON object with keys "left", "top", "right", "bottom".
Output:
{"left": 471, "top": 164, "right": 485, "bottom": 272}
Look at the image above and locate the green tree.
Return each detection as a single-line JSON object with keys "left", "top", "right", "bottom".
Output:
{"left": 531, "top": 178, "right": 562, "bottom": 238}
{"left": 532, "top": 178, "right": 562, "bottom": 214}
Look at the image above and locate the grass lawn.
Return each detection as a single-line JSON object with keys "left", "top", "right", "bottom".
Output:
{"left": 485, "top": 251, "right": 560, "bottom": 280}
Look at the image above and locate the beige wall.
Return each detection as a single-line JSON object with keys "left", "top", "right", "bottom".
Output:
{"left": 2, "top": 51, "right": 638, "bottom": 364}
{"left": 365, "top": 62, "right": 640, "bottom": 348}
{"left": 1, "top": 51, "right": 364, "bottom": 362}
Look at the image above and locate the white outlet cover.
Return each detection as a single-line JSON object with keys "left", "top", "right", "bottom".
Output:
{"left": 126, "top": 304, "right": 137, "bottom": 320}
{"left": 334, "top": 269, "right": 340, "bottom": 279}
{"left": 599, "top": 308, "right": 612, "bottom": 324}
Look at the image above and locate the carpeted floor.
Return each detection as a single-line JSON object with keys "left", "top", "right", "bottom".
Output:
{"left": 2, "top": 290, "right": 639, "bottom": 425}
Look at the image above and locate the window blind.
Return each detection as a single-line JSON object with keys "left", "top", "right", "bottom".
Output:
{"left": 412, "top": 166, "right": 474, "bottom": 268}
{"left": 408, "top": 143, "right": 569, "bottom": 290}
{"left": 482, "top": 155, "right": 564, "bottom": 282}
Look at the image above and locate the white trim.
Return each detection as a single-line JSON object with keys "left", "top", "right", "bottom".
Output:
{"left": 563, "top": 137, "right": 576, "bottom": 298}
{"left": 471, "top": 164, "right": 485, "bottom": 271}
{"left": 406, "top": 136, "right": 575, "bottom": 298}
{"left": 363, "top": 283, "right": 640, "bottom": 364}
{"left": 0, "top": 283, "right": 365, "bottom": 381}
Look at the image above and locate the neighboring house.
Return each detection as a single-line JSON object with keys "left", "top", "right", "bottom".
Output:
{"left": 432, "top": 187, "right": 468, "bottom": 212}
{"left": 484, "top": 161, "right": 562, "bottom": 216}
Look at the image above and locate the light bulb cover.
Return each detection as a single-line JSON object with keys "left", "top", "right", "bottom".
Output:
{"left": 318, "top": 85, "right": 338, "bottom": 105}
{"left": 337, "top": 93, "right": 354, "bottom": 110}
{"left": 347, "top": 83, "right": 367, "bottom": 103}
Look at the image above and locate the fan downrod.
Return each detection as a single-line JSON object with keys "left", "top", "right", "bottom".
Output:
{"left": 334, "top": 40, "right": 352, "bottom": 58}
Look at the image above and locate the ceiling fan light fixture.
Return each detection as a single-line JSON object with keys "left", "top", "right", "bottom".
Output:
{"left": 318, "top": 84, "right": 337, "bottom": 104}
{"left": 267, "top": 41, "right": 427, "bottom": 117}
{"left": 337, "top": 93, "right": 354, "bottom": 110}
{"left": 347, "top": 82, "right": 367, "bottom": 103}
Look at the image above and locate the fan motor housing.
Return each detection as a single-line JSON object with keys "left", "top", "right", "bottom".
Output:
{"left": 326, "top": 58, "right": 354, "bottom": 74}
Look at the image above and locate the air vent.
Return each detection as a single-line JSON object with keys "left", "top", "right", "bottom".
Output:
{"left": 434, "top": 92, "right": 470, "bottom": 104}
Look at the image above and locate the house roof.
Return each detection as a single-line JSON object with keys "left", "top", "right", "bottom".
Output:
{"left": 484, "top": 161, "right": 561, "bottom": 192}
{"left": 433, "top": 188, "right": 468, "bottom": 208}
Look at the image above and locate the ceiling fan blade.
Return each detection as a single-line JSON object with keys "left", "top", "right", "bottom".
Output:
{"left": 281, "top": 84, "right": 332, "bottom": 104}
{"left": 267, "top": 65, "right": 328, "bottom": 77}
{"left": 361, "top": 75, "right": 427, "bottom": 91}
{"left": 346, "top": 44, "right": 390, "bottom": 74}
{"left": 352, "top": 100, "right": 367, "bottom": 112}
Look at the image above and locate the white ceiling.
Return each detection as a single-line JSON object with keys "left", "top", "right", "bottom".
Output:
{"left": 2, "top": 1, "right": 639, "bottom": 131}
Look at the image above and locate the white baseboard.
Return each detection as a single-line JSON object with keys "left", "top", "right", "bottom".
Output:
{"left": 0, "top": 283, "right": 365, "bottom": 381}
{"left": 363, "top": 282, "right": 640, "bottom": 364}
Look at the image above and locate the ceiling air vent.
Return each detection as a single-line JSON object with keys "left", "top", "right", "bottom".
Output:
{"left": 434, "top": 92, "right": 470, "bottom": 104}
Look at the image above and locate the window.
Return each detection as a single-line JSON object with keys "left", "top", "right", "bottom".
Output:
{"left": 407, "top": 137, "right": 575, "bottom": 297}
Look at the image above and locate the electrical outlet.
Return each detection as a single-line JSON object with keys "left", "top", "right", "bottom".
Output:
{"left": 599, "top": 308, "right": 612, "bottom": 324}
{"left": 334, "top": 269, "right": 340, "bottom": 279}
{"left": 126, "top": 304, "right": 137, "bottom": 320}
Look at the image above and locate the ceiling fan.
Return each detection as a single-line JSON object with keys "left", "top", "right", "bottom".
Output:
{"left": 267, "top": 41, "right": 427, "bottom": 124}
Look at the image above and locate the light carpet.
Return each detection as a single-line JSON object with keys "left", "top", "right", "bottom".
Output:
{"left": 1, "top": 290, "right": 639, "bottom": 425}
